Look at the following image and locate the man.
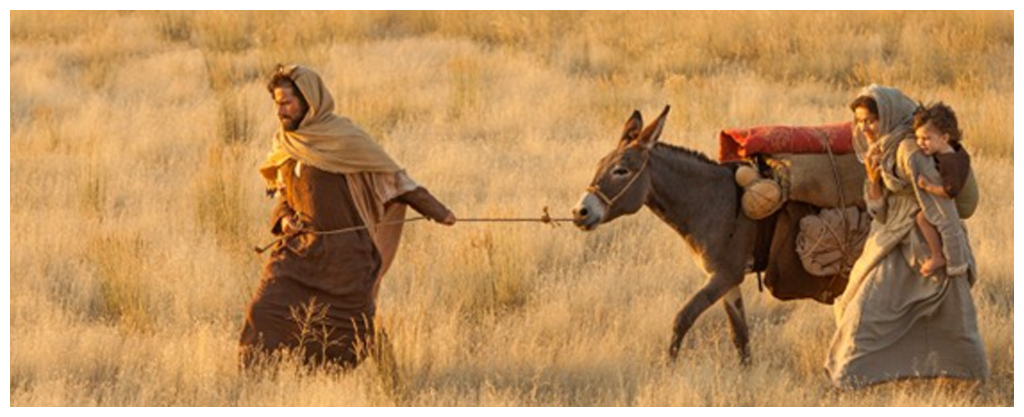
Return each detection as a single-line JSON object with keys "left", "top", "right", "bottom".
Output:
{"left": 240, "top": 64, "right": 456, "bottom": 370}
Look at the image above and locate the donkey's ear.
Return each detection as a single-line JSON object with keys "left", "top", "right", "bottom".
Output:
{"left": 637, "top": 105, "right": 671, "bottom": 149}
{"left": 620, "top": 110, "right": 643, "bottom": 145}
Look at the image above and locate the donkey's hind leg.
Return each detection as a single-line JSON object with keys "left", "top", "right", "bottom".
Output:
{"left": 722, "top": 286, "right": 751, "bottom": 365}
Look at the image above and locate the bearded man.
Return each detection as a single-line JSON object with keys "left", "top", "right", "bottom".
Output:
{"left": 239, "top": 64, "right": 455, "bottom": 369}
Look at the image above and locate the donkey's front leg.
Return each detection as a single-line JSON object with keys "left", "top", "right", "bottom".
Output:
{"left": 668, "top": 274, "right": 739, "bottom": 360}
{"left": 722, "top": 286, "right": 751, "bottom": 365}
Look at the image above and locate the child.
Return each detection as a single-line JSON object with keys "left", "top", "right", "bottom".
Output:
{"left": 912, "top": 102, "right": 971, "bottom": 276}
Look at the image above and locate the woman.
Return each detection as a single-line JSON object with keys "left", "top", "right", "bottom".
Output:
{"left": 824, "top": 85, "right": 988, "bottom": 389}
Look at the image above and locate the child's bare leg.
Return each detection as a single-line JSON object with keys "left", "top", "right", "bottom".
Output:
{"left": 916, "top": 210, "right": 946, "bottom": 275}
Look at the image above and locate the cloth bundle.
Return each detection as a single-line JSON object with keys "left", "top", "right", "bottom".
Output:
{"left": 795, "top": 206, "right": 871, "bottom": 278}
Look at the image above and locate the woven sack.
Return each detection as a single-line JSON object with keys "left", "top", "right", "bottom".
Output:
{"left": 769, "top": 153, "right": 865, "bottom": 208}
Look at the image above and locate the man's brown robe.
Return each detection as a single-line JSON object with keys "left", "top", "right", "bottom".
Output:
{"left": 240, "top": 159, "right": 450, "bottom": 368}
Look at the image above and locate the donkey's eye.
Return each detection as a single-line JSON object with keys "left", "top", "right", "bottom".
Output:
{"left": 612, "top": 167, "right": 630, "bottom": 176}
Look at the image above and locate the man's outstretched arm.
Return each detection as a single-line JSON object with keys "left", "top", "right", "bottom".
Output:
{"left": 396, "top": 187, "right": 456, "bottom": 225}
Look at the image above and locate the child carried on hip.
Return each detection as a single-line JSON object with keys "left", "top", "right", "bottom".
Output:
{"left": 912, "top": 102, "right": 974, "bottom": 277}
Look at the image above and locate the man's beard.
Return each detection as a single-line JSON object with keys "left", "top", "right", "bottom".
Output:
{"left": 281, "top": 117, "right": 301, "bottom": 131}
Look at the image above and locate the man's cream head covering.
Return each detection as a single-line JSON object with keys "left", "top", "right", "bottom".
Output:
{"left": 851, "top": 84, "right": 918, "bottom": 191}
{"left": 259, "top": 65, "right": 402, "bottom": 187}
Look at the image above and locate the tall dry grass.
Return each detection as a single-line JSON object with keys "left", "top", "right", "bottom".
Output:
{"left": 9, "top": 11, "right": 1013, "bottom": 406}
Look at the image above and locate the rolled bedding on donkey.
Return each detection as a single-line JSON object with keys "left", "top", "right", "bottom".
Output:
{"left": 718, "top": 122, "right": 854, "bottom": 162}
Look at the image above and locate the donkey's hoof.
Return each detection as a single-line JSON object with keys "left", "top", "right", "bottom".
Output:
{"left": 667, "top": 339, "right": 682, "bottom": 362}
{"left": 738, "top": 347, "right": 752, "bottom": 367}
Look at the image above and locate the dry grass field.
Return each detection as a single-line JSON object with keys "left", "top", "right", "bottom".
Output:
{"left": 8, "top": 11, "right": 1014, "bottom": 406}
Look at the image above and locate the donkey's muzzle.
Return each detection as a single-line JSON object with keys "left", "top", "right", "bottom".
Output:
{"left": 571, "top": 206, "right": 590, "bottom": 227}
{"left": 572, "top": 193, "right": 603, "bottom": 231}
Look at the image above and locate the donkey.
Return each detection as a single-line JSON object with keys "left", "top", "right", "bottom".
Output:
{"left": 571, "top": 106, "right": 758, "bottom": 363}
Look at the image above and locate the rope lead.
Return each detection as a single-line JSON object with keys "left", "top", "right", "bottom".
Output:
{"left": 254, "top": 206, "right": 575, "bottom": 254}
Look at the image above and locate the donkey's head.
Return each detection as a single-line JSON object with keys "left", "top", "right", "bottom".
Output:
{"left": 572, "top": 106, "right": 670, "bottom": 231}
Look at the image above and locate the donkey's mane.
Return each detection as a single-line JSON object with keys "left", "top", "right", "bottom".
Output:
{"left": 653, "top": 142, "right": 719, "bottom": 166}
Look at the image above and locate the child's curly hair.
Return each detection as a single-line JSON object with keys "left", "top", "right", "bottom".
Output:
{"left": 913, "top": 102, "right": 963, "bottom": 144}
